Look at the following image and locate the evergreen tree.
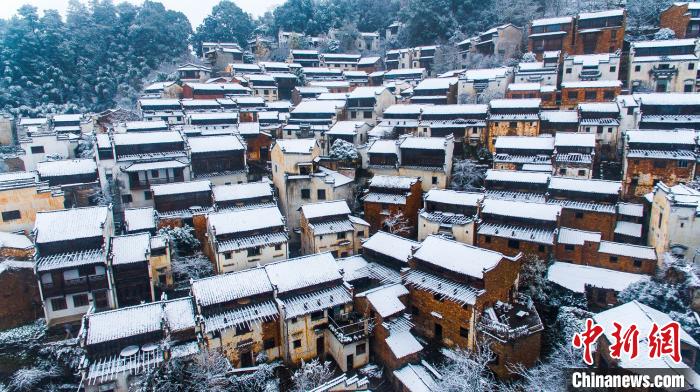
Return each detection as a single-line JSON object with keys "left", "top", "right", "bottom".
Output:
{"left": 191, "top": 1, "right": 256, "bottom": 56}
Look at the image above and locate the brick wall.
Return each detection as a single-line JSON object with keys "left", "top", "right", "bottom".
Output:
{"left": 0, "top": 266, "right": 42, "bottom": 329}
{"left": 623, "top": 157, "right": 695, "bottom": 199}
{"left": 560, "top": 86, "right": 621, "bottom": 108}
{"left": 476, "top": 234, "right": 551, "bottom": 260}
{"left": 573, "top": 26, "right": 625, "bottom": 55}
{"left": 660, "top": 4, "right": 690, "bottom": 38}
{"left": 559, "top": 209, "right": 616, "bottom": 240}
{"left": 487, "top": 121, "right": 540, "bottom": 152}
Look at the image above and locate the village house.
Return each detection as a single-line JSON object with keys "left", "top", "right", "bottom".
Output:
{"left": 614, "top": 202, "right": 646, "bottom": 244}
{"left": 621, "top": 129, "right": 698, "bottom": 198}
{"left": 505, "top": 83, "right": 557, "bottom": 108}
{"left": 138, "top": 100, "right": 184, "bottom": 125}
{"left": 319, "top": 53, "right": 361, "bottom": 71}
{"left": 180, "top": 99, "right": 222, "bottom": 113}
{"left": 628, "top": 38, "right": 699, "bottom": 93}
{"left": 123, "top": 208, "right": 156, "bottom": 235}
{"left": 474, "top": 24, "right": 523, "bottom": 59}
{"left": 648, "top": 182, "right": 700, "bottom": 261}
{"left": 547, "top": 261, "right": 650, "bottom": 309}
{"left": 382, "top": 68, "right": 427, "bottom": 85}
{"left": 212, "top": 180, "right": 275, "bottom": 210}
{"left": 186, "top": 134, "right": 248, "bottom": 185}
{"left": 405, "top": 235, "right": 542, "bottom": 378}
{"left": 357, "top": 57, "right": 381, "bottom": 74}
{"left": 185, "top": 112, "right": 239, "bottom": 129}
{"left": 79, "top": 297, "right": 198, "bottom": 392}
{"left": 180, "top": 82, "right": 251, "bottom": 100}
{"left": 620, "top": 93, "right": 700, "bottom": 130}
{"left": 492, "top": 136, "right": 554, "bottom": 171}
{"left": 547, "top": 176, "right": 621, "bottom": 239}
{"left": 486, "top": 98, "right": 541, "bottom": 152}
{"left": 0, "top": 171, "right": 65, "bottom": 234}
{"left": 299, "top": 200, "right": 368, "bottom": 257}
{"left": 109, "top": 232, "right": 163, "bottom": 306}
{"left": 593, "top": 301, "right": 700, "bottom": 384}
{"left": 411, "top": 78, "right": 459, "bottom": 105}
{"left": 242, "top": 74, "right": 279, "bottom": 101}
{"left": 287, "top": 100, "right": 345, "bottom": 134}
{"left": 577, "top": 102, "right": 621, "bottom": 160}
{"left": 52, "top": 113, "right": 85, "bottom": 134}
{"left": 302, "top": 67, "right": 344, "bottom": 82}
{"left": 266, "top": 253, "right": 367, "bottom": 369}
{"left": 345, "top": 86, "right": 395, "bottom": 125}
{"left": 0, "top": 260, "right": 41, "bottom": 329}
{"left": 270, "top": 139, "right": 354, "bottom": 243}
{"left": 202, "top": 43, "right": 244, "bottom": 74}
{"left": 177, "top": 63, "right": 212, "bottom": 83}
{"left": 326, "top": 121, "right": 371, "bottom": 150}
{"left": 308, "top": 80, "right": 351, "bottom": 94}
{"left": 19, "top": 127, "right": 78, "bottom": 172}
{"left": 364, "top": 136, "right": 454, "bottom": 191}
{"left": 141, "top": 81, "right": 181, "bottom": 99}
{"left": 416, "top": 104, "right": 489, "bottom": 148}
{"left": 385, "top": 48, "right": 413, "bottom": 70}
{"left": 362, "top": 175, "right": 422, "bottom": 237}
{"left": 410, "top": 46, "right": 438, "bottom": 74}
{"left": 418, "top": 189, "right": 483, "bottom": 244}
{"left": 562, "top": 52, "right": 621, "bottom": 82}
{"left": 33, "top": 206, "right": 115, "bottom": 328}
{"left": 289, "top": 49, "right": 321, "bottom": 67}
{"left": 458, "top": 67, "right": 513, "bottom": 103}
{"left": 539, "top": 110, "right": 580, "bottom": 135}
{"left": 514, "top": 52, "right": 560, "bottom": 86}
{"left": 560, "top": 80, "right": 622, "bottom": 108}
{"left": 660, "top": 2, "right": 700, "bottom": 38}
{"left": 573, "top": 9, "right": 626, "bottom": 55}
{"left": 97, "top": 131, "right": 190, "bottom": 209}
{"left": 229, "top": 63, "right": 263, "bottom": 76}
{"left": 0, "top": 231, "right": 33, "bottom": 259}
{"left": 344, "top": 70, "right": 370, "bottom": 87}
{"left": 150, "top": 180, "right": 213, "bottom": 221}
{"left": 360, "top": 231, "right": 419, "bottom": 280}
{"left": 528, "top": 16, "right": 575, "bottom": 59}
{"left": 477, "top": 198, "right": 561, "bottom": 258}
{"left": 206, "top": 205, "right": 288, "bottom": 274}
{"left": 485, "top": 169, "right": 550, "bottom": 194}
{"left": 36, "top": 159, "right": 99, "bottom": 207}
{"left": 552, "top": 132, "right": 596, "bottom": 178}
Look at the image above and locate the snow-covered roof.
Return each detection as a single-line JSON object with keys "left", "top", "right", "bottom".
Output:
{"left": 462, "top": 67, "right": 511, "bottom": 81}
{"left": 531, "top": 16, "right": 573, "bottom": 26}
{"left": 362, "top": 231, "right": 419, "bottom": 263}
{"left": 548, "top": 262, "right": 650, "bottom": 293}
{"left": 113, "top": 131, "right": 183, "bottom": 146}
{"left": 150, "top": 180, "right": 211, "bottom": 197}
{"left": 482, "top": 198, "right": 561, "bottom": 221}
{"left": 111, "top": 233, "right": 150, "bottom": 265}
{"left": 549, "top": 177, "right": 621, "bottom": 195}
{"left": 123, "top": 207, "right": 156, "bottom": 232}
{"left": 34, "top": 206, "right": 109, "bottom": 243}
{"left": 393, "top": 364, "right": 439, "bottom": 392}
{"left": 282, "top": 284, "right": 352, "bottom": 319}
{"left": 615, "top": 221, "right": 642, "bottom": 238}
{"left": 486, "top": 169, "right": 551, "bottom": 184}
{"left": 382, "top": 104, "right": 426, "bottom": 116}
{"left": 358, "top": 56, "right": 381, "bottom": 65}
{"left": 265, "top": 252, "right": 341, "bottom": 293}
{"left": 124, "top": 120, "right": 168, "bottom": 131}
{"left": 361, "top": 283, "right": 409, "bottom": 318}
{"left": 625, "top": 129, "right": 697, "bottom": 145}
{"left": 494, "top": 136, "right": 554, "bottom": 150}
{"left": 598, "top": 241, "right": 657, "bottom": 260}
{"left": 554, "top": 132, "right": 596, "bottom": 147}
{"left": 275, "top": 138, "right": 317, "bottom": 154}
{"left": 386, "top": 330, "right": 424, "bottom": 359}
{"left": 617, "top": 202, "right": 644, "bottom": 217}
{"left": 292, "top": 99, "right": 343, "bottom": 114}
{"left": 578, "top": 9, "right": 624, "bottom": 19}
{"left": 414, "top": 235, "right": 504, "bottom": 279}
{"left": 370, "top": 175, "right": 418, "bottom": 189}
{"left": 384, "top": 68, "right": 426, "bottom": 77}
{"left": 187, "top": 112, "right": 238, "bottom": 122}
{"left": 561, "top": 80, "right": 622, "bottom": 88}
{"left": 557, "top": 227, "right": 601, "bottom": 245}
{"left": 414, "top": 77, "right": 458, "bottom": 91}
{"left": 632, "top": 38, "right": 697, "bottom": 49}
{"left": 489, "top": 98, "right": 541, "bottom": 109}
{"left": 424, "top": 189, "right": 483, "bottom": 206}
{"left": 578, "top": 102, "right": 620, "bottom": 113}
{"left": 400, "top": 137, "right": 448, "bottom": 150}
{"left": 192, "top": 267, "right": 273, "bottom": 307}
{"left": 421, "top": 104, "right": 488, "bottom": 116}
{"left": 36, "top": 159, "right": 97, "bottom": 178}
{"left": 634, "top": 93, "right": 700, "bottom": 106}
{"left": 187, "top": 135, "right": 244, "bottom": 154}
{"left": 0, "top": 231, "right": 32, "bottom": 250}
{"left": 347, "top": 86, "right": 387, "bottom": 99}
{"left": 368, "top": 139, "right": 399, "bottom": 155}
{"left": 308, "top": 81, "right": 350, "bottom": 88}
{"left": 212, "top": 181, "right": 272, "bottom": 203}
{"left": 208, "top": 205, "right": 284, "bottom": 236}
{"left": 301, "top": 200, "right": 350, "bottom": 220}
{"left": 327, "top": 121, "right": 367, "bottom": 136}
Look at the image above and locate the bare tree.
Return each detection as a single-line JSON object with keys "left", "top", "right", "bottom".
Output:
{"left": 382, "top": 211, "right": 412, "bottom": 236}
{"left": 290, "top": 359, "right": 333, "bottom": 392}
{"left": 450, "top": 159, "right": 486, "bottom": 191}
{"left": 435, "top": 343, "right": 496, "bottom": 392}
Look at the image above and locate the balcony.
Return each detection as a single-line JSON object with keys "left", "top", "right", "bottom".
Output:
{"left": 579, "top": 69, "right": 602, "bottom": 81}
{"left": 129, "top": 176, "right": 184, "bottom": 190}
{"left": 41, "top": 274, "right": 108, "bottom": 297}
{"left": 328, "top": 312, "right": 371, "bottom": 344}
{"left": 650, "top": 65, "right": 678, "bottom": 79}
{"left": 477, "top": 294, "right": 543, "bottom": 343}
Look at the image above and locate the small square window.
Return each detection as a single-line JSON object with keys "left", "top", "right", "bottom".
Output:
{"left": 144, "top": 191, "right": 152, "bottom": 200}
{"left": 484, "top": 235, "right": 491, "bottom": 243}
{"left": 633, "top": 259, "right": 642, "bottom": 268}
{"left": 310, "top": 310, "right": 324, "bottom": 321}
{"left": 689, "top": 63, "right": 695, "bottom": 70}
{"left": 411, "top": 306, "right": 419, "bottom": 316}
{"left": 317, "top": 189, "right": 326, "bottom": 200}
{"left": 432, "top": 176, "right": 438, "bottom": 185}
{"left": 460, "top": 327, "right": 469, "bottom": 338}
{"left": 224, "top": 252, "right": 232, "bottom": 260}
{"left": 634, "top": 65, "right": 641, "bottom": 72}
{"left": 274, "top": 244, "right": 282, "bottom": 251}
{"left": 337, "top": 232, "right": 347, "bottom": 240}
{"left": 356, "top": 343, "right": 366, "bottom": 355}
{"left": 51, "top": 297, "right": 67, "bottom": 311}
{"left": 30, "top": 146, "right": 45, "bottom": 154}
{"left": 1, "top": 210, "right": 21, "bottom": 221}
{"left": 609, "top": 256, "right": 618, "bottom": 263}
{"left": 263, "top": 338, "right": 276, "bottom": 350}
{"left": 73, "top": 294, "right": 89, "bottom": 308}
{"left": 293, "top": 340, "right": 302, "bottom": 349}
{"left": 610, "top": 66, "right": 616, "bottom": 73}
{"left": 122, "top": 194, "right": 133, "bottom": 203}
{"left": 565, "top": 244, "right": 575, "bottom": 251}
{"left": 507, "top": 239, "right": 520, "bottom": 249}
{"left": 301, "top": 189, "right": 310, "bottom": 199}
{"left": 538, "top": 245, "right": 545, "bottom": 252}
{"left": 575, "top": 212, "right": 584, "bottom": 219}
{"left": 565, "top": 68, "right": 572, "bottom": 74}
